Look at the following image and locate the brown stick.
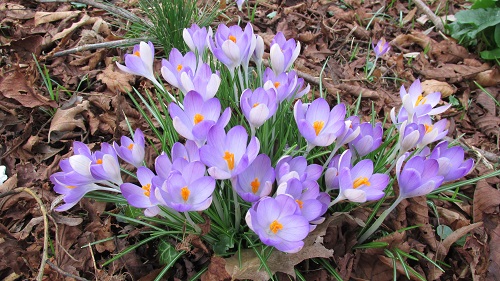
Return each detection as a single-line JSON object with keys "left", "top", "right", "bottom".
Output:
{"left": 46, "top": 260, "right": 90, "bottom": 281}
{"left": 413, "top": 0, "right": 444, "bottom": 32}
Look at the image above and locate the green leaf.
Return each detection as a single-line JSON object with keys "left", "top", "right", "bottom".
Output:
{"left": 471, "top": 0, "right": 497, "bottom": 9}
{"left": 213, "top": 235, "right": 234, "bottom": 255}
{"left": 480, "top": 47, "right": 500, "bottom": 59}
{"left": 436, "top": 225, "right": 453, "bottom": 240}
{"left": 495, "top": 23, "right": 500, "bottom": 46}
{"left": 158, "top": 239, "right": 179, "bottom": 265}
{"left": 448, "top": 8, "right": 500, "bottom": 45}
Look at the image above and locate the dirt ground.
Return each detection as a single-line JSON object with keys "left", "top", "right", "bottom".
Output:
{"left": 0, "top": 0, "right": 499, "bottom": 280}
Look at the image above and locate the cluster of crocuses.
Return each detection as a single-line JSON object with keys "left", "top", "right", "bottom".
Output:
{"left": 51, "top": 22, "right": 474, "bottom": 254}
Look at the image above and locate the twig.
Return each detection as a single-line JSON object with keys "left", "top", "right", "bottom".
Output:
{"left": 413, "top": 0, "right": 444, "bottom": 33}
{"left": 50, "top": 38, "right": 148, "bottom": 57}
{"left": 46, "top": 260, "right": 90, "bottom": 281}
{"left": 35, "top": 0, "right": 146, "bottom": 25}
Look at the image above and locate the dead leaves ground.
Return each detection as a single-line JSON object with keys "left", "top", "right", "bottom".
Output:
{"left": 0, "top": 0, "right": 499, "bottom": 280}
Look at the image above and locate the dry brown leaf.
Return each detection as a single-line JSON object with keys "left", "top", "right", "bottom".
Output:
{"left": 0, "top": 174, "right": 18, "bottom": 194}
{"left": 0, "top": 71, "right": 57, "bottom": 108}
{"left": 417, "top": 63, "right": 491, "bottom": 82}
{"left": 201, "top": 256, "right": 231, "bottom": 281}
{"left": 475, "top": 68, "right": 500, "bottom": 87}
{"left": 402, "top": 7, "right": 417, "bottom": 24}
{"left": 97, "top": 64, "right": 134, "bottom": 93}
{"left": 34, "top": 11, "right": 81, "bottom": 26}
{"left": 392, "top": 32, "right": 434, "bottom": 52}
{"left": 421, "top": 79, "right": 456, "bottom": 98}
{"left": 473, "top": 180, "right": 500, "bottom": 223}
{"left": 439, "top": 222, "right": 483, "bottom": 256}
{"left": 52, "top": 14, "right": 91, "bottom": 41}
{"left": 407, "top": 197, "right": 443, "bottom": 252}
{"left": 48, "top": 100, "right": 89, "bottom": 142}
{"left": 225, "top": 215, "right": 337, "bottom": 280}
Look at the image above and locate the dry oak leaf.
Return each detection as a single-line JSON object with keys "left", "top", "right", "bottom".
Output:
{"left": 48, "top": 100, "right": 89, "bottom": 142}
{"left": 34, "top": 11, "right": 81, "bottom": 26}
{"left": 473, "top": 179, "right": 500, "bottom": 223}
{"left": 0, "top": 71, "right": 57, "bottom": 108}
{"left": 97, "top": 64, "right": 134, "bottom": 93}
{"left": 421, "top": 79, "right": 456, "bottom": 98}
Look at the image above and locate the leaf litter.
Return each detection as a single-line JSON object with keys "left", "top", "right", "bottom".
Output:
{"left": 0, "top": 0, "right": 499, "bottom": 280}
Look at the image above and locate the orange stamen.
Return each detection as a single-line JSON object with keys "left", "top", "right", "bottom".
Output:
{"left": 296, "top": 199, "right": 304, "bottom": 209}
{"left": 96, "top": 159, "right": 103, "bottom": 164}
{"left": 127, "top": 143, "right": 134, "bottom": 150}
{"left": 194, "top": 113, "right": 204, "bottom": 125}
{"left": 424, "top": 124, "right": 433, "bottom": 134}
{"left": 313, "top": 121, "right": 325, "bottom": 136}
{"left": 66, "top": 185, "right": 76, "bottom": 189}
{"left": 181, "top": 186, "right": 190, "bottom": 202}
{"left": 274, "top": 82, "right": 280, "bottom": 88}
{"left": 133, "top": 51, "right": 140, "bottom": 57}
{"left": 269, "top": 220, "right": 283, "bottom": 234}
{"left": 142, "top": 183, "right": 151, "bottom": 197}
{"left": 250, "top": 178, "right": 260, "bottom": 194}
{"left": 252, "top": 102, "right": 260, "bottom": 108}
{"left": 223, "top": 151, "right": 235, "bottom": 171}
{"left": 353, "top": 177, "right": 371, "bottom": 189}
{"left": 176, "top": 64, "right": 183, "bottom": 72}
{"left": 415, "top": 95, "right": 427, "bottom": 106}
{"left": 229, "top": 35, "right": 237, "bottom": 43}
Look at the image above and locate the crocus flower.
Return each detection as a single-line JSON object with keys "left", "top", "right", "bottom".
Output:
{"left": 156, "top": 161, "right": 215, "bottom": 212}
{"left": 391, "top": 79, "right": 451, "bottom": 124}
{"left": 236, "top": 0, "right": 246, "bottom": 10}
{"left": 0, "top": 165, "right": 7, "bottom": 184}
{"left": 331, "top": 159, "right": 389, "bottom": 205}
{"left": 263, "top": 68, "right": 309, "bottom": 102}
{"left": 151, "top": 153, "right": 174, "bottom": 189}
{"left": 294, "top": 98, "right": 346, "bottom": 150}
{"left": 120, "top": 167, "right": 159, "bottom": 217}
{"left": 183, "top": 24, "right": 213, "bottom": 59}
{"left": 116, "top": 41, "right": 163, "bottom": 89}
{"left": 169, "top": 91, "right": 231, "bottom": 146}
{"left": 51, "top": 177, "right": 109, "bottom": 211}
{"left": 178, "top": 63, "right": 221, "bottom": 100}
{"left": 246, "top": 194, "right": 310, "bottom": 253}
{"left": 270, "top": 32, "right": 301, "bottom": 75}
{"left": 89, "top": 143, "right": 123, "bottom": 186}
{"left": 372, "top": 38, "right": 390, "bottom": 58}
{"left": 113, "top": 128, "right": 145, "bottom": 168}
{"left": 251, "top": 35, "right": 264, "bottom": 70}
{"left": 324, "top": 149, "right": 353, "bottom": 191}
{"left": 275, "top": 155, "right": 322, "bottom": 187}
{"left": 240, "top": 87, "right": 277, "bottom": 131}
{"left": 232, "top": 154, "right": 274, "bottom": 202}
{"left": 396, "top": 155, "right": 444, "bottom": 199}
{"left": 171, "top": 140, "right": 200, "bottom": 163}
{"left": 200, "top": 125, "right": 260, "bottom": 179}
{"left": 349, "top": 121, "right": 383, "bottom": 157}
{"left": 209, "top": 23, "right": 256, "bottom": 75}
{"left": 276, "top": 178, "right": 328, "bottom": 225}
{"left": 398, "top": 121, "right": 426, "bottom": 154}
{"left": 161, "top": 48, "right": 197, "bottom": 93}
{"left": 415, "top": 115, "right": 448, "bottom": 149}
{"left": 429, "top": 141, "right": 474, "bottom": 182}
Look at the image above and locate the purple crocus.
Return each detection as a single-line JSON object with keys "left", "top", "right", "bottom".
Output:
{"left": 269, "top": 32, "right": 301, "bottom": 75}
{"left": 246, "top": 194, "right": 310, "bottom": 253}
{"left": 372, "top": 38, "right": 390, "bottom": 58}
{"left": 209, "top": 23, "right": 256, "bottom": 75}
{"left": 169, "top": 91, "right": 231, "bottom": 146}
{"left": 236, "top": 0, "right": 246, "bottom": 10}
{"left": 240, "top": 87, "right": 277, "bottom": 132}
{"left": 232, "top": 154, "right": 274, "bottom": 202}
{"left": 275, "top": 155, "right": 322, "bottom": 186}
{"left": 331, "top": 159, "right": 389, "bottom": 205}
{"left": 429, "top": 141, "right": 474, "bottom": 182}
{"left": 183, "top": 24, "right": 213, "bottom": 59}
{"left": 349, "top": 120, "right": 383, "bottom": 157}
{"left": 161, "top": 48, "right": 197, "bottom": 93}
{"left": 51, "top": 177, "right": 107, "bottom": 211}
{"left": 116, "top": 41, "right": 163, "bottom": 89}
{"left": 263, "top": 68, "right": 310, "bottom": 102}
{"left": 171, "top": 140, "right": 200, "bottom": 163}
{"left": 396, "top": 155, "right": 444, "bottom": 199}
{"left": 294, "top": 98, "right": 346, "bottom": 151}
{"left": 156, "top": 161, "right": 215, "bottom": 212}
{"left": 251, "top": 35, "right": 264, "bottom": 70}
{"left": 113, "top": 128, "right": 145, "bottom": 168}
{"left": 200, "top": 125, "right": 260, "bottom": 179}
{"left": 120, "top": 167, "right": 159, "bottom": 216}
{"left": 416, "top": 115, "right": 448, "bottom": 148}
{"left": 89, "top": 143, "right": 123, "bottom": 186}
{"left": 325, "top": 149, "right": 353, "bottom": 191}
{"left": 179, "top": 63, "right": 221, "bottom": 101}
{"left": 398, "top": 121, "right": 426, "bottom": 154}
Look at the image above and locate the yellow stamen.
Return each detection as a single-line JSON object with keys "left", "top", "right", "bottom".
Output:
{"left": 133, "top": 51, "right": 140, "bottom": 57}
{"left": 274, "top": 82, "right": 280, "bottom": 88}
{"left": 229, "top": 35, "right": 237, "bottom": 43}
{"left": 313, "top": 121, "right": 325, "bottom": 136}
{"left": 250, "top": 178, "right": 260, "bottom": 194}
{"left": 296, "top": 199, "right": 304, "bottom": 209}
{"left": 96, "top": 159, "right": 103, "bottom": 164}
{"left": 142, "top": 183, "right": 151, "bottom": 197}
{"left": 252, "top": 102, "right": 260, "bottom": 108}
{"left": 269, "top": 220, "right": 283, "bottom": 234}
{"left": 424, "top": 124, "right": 433, "bottom": 134}
{"left": 176, "top": 64, "right": 183, "bottom": 72}
{"left": 353, "top": 177, "right": 371, "bottom": 189}
{"left": 415, "top": 95, "right": 427, "bottom": 106}
{"left": 194, "top": 113, "right": 204, "bottom": 125}
{"left": 127, "top": 143, "right": 134, "bottom": 150}
{"left": 223, "top": 151, "right": 235, "bottom": 171}
{"left": 66, "top": 185, "right": 76, "bottom": 189}
{"left": 181, "top": 186, "right": 190, "bottom": 202}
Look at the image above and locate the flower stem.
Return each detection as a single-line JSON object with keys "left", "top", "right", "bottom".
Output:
{"left": 232, "top": 180, "right": 241, "bottom": 231}
{"left": 357, "top": 196, "right": 404, "bottom": 244}
{"left": 366, "top": 57, "right": 378, "bottom": 78}
{"left": 184, "top": 211, "right": 201, "bottom": 233}
{"left": 322, "top": 143, "right": 341, "bottom": 171}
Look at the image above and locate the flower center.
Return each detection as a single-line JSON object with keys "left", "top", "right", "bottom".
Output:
{"left": 229, "top": 35, "right": 237, "bottom": 43}
{"left": 313, "top": 121, "right": 325, "bottom": 136}
{"left": 96, "top": 159, "right": 103, "bottom": 164}
{"left": 296, "top": 199, "right": 304, "bottom": 209}
{"left": 176, "top": 64, "right": 183, "bottom": 72}
{"left": 269, "top": 220, "right": 283, "bottom": 234}
{"left": 252, "top": 102, "right": 260, "bottom": 108}
{"left": 181, "top": 186, "right": 190, "bottom": 202}
{"left": 250, "top": 178, "right": 260, "bottom": 194}
{"left": 142, "top": 183, "right": 151, "bottom": 197}
{"left": 424, "top": 124, "right": 433, "bottom": 134}
{"left": 274, "top": 81, "right": 280, "bottom": 88}
{"left": 223, "top": 151, "right": 235, "bottom": 171}
{"left": 415, "top": 95, "right": 427, "bottom": 106}
{"left": 133, "top": 51, "right": 140, "bottom": 57}
{"left": 66, "top": 185, "right": 76, "bottom": 189}
{"left": 353, "top": 177, "right": 371, "bottom": 189}
{"left": 127, "top": 143, "right": 134, "bottom": 150}
{"left": 194, "top": 113, "right": 204, "bottom": 125}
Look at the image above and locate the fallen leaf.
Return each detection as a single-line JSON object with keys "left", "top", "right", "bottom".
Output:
{"left": 34, "top": 11, "right": 81, "bottom": 26}
{"left": 473, "top": 180, "right": 500, "bottom": 223}
{"left": 475, "top": 68, "right": 500, "bottom": 87}
{"left": 0, "top": 71, "right": 57, "bottom": 108}
{"left": 48, "top": 100, "right": 89, "bottom": 142}
{"left": 97, "top": 64, "right": 134, "bottom": 93}
{"left": 421, "top": 79, "right": 456, "bottom": 98}
{"left": 201, "top": 256, "right": 231, "bottom": 281}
